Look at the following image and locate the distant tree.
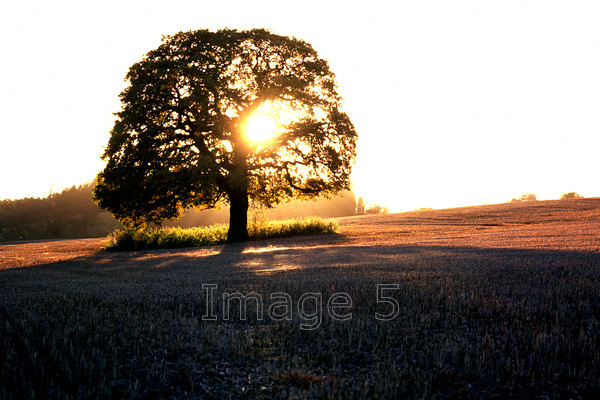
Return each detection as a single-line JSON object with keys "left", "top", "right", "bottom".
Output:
{"left": 364, "top": 204, "right": 389, "bottom": 215}
{"left": 510, "top": 193, "right": 537, "bottom": 203}
{"left": 365, "top": 205, "right": 380, "bottom": 215}
{"left": 94, "top": 28, "right": 357, "bottom": 242}
{"left": 560, "top": 192, "right": 583, "bottom": 200}
{"left": 356, "top": 197, "right": 365, "bottom": 215}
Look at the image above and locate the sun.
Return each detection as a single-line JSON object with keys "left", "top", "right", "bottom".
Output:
{"left": 244, "top": 113, "right": 279, "bottom": 144}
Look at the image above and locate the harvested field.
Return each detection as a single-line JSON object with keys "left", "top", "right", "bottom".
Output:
{"left": 1, "top": 199, "right": 600, "bottom": 398}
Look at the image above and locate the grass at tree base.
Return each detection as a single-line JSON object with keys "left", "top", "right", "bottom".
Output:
{"left": 104, "top": 217, "right": 338, "bottom": 251}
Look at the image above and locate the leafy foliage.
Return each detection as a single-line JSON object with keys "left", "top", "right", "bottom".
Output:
{"left": 94, "top": 28, "right": 357, "bottom": 242}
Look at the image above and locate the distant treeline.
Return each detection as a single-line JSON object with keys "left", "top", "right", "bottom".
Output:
{"left": 0, "top": 183, "right": 370, "bottom": 242}
{"left": 0, "top": 183, "right": 122, "bottom": 241}
{"left": 164, "top": 191, "right": 359, "bottom": 229}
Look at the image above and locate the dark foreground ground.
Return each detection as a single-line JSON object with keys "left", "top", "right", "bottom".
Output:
{"left": 1, "top": 199, "right": 600, "bottom": 399}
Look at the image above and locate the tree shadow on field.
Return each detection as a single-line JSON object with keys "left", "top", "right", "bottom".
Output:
{"left": 2, "top": 233, "right": 600, "bottom": 287}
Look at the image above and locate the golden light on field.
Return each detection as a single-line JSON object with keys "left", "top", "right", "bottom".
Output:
{"left": 244, "top": 113, "right": 278, "bottom": 144}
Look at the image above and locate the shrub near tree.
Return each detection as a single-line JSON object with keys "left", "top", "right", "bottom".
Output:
{"left": 94, "top": 28, "right": 358, "bottom": 242}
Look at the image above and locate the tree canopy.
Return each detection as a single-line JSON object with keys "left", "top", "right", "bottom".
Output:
{"left": 94, "top": 28, "right": 357, "bottom": 242}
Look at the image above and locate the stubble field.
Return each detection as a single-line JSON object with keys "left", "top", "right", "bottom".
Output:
{"left": 1, "top": 199, "right": 600, "bottom": 399}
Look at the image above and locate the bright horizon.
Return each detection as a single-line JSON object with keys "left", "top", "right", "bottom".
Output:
{"left": 1, "top": 1, "right": 600, "bottom": 212}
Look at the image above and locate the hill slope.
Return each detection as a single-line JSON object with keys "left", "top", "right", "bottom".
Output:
{"left": 339, "top": 197, "right": 600, "bottom": 252}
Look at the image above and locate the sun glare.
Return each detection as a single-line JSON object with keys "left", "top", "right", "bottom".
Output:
{"left": 245, "top": 114, "right": 279, "bottom": 144}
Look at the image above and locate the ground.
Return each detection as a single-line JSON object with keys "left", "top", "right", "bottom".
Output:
{"left": 1, "top": 199, "right": 599, "bottom": 398}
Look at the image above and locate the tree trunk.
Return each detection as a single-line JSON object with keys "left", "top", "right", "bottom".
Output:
{"left": 227, "top": 189, "right": 249, "bottom": 242}
{"left": 227, "top": 130, "right": 250, "bottom": 243}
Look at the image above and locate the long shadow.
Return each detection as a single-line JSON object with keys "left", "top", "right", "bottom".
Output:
{"left": 1, "top": 232, "right": 599, "bottom": 283}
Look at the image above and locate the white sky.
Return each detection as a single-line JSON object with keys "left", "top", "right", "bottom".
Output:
{"left": 1, "top": 0, "right": 599, "bottom": 211}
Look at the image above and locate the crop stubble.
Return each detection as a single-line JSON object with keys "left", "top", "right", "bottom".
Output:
{"left": 1, "top": 199, "right": 599, "bottom": 398}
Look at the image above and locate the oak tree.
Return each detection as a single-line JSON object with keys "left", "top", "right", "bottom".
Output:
{"left": 94, "top": 28, "right": 357, "bottom": 242}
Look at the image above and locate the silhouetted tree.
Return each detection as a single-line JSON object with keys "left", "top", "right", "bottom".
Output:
{"left": 94, "top": 29, "right": 357, "bottom": 242}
